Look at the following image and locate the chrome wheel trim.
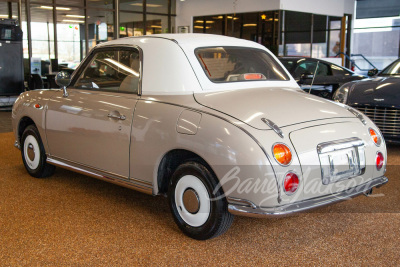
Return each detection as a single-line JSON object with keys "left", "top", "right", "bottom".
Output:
{"left": 175, "top": 175, "right": 210, "bottom": 227}
{"left": 182, "top": 188, "right": 200, "bottom": 214}
{"left": 24, "top": 135, "right": 40, "bottom": 170}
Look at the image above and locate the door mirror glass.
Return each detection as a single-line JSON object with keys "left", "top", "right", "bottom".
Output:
{"left": 299, "top": 72, "right": 313, "bottom": 84}
{"left": 55, "top": 71, "right": 71, "bottom": 97}
{"left": 367, "top": 68, "right": 378, "bottom": 77}
{"left": 55, "top": 71, "right": 71, "bottom": 88}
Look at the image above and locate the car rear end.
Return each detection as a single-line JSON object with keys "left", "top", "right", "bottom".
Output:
{"left": 229, "top": 116, "right": 387, "bottom": 217}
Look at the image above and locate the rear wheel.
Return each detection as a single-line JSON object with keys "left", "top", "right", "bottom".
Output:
{"left": 168, "top": 161, "right": 233, "bottom": 240}
{"left": 21, "top": 125, "right": 55, "bottom": 178}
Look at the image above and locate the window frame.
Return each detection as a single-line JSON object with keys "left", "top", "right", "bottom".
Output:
{"left": 70, "top": 45, "right": 143, "bottom": 95}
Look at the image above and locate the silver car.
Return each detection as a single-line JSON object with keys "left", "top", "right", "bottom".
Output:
{"left": 12, "top": 34, "right": 388, "bottom": 240}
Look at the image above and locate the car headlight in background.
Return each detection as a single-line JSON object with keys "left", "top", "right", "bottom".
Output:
{"left": 333, "top": 83, "right": 351, "bottom": 103}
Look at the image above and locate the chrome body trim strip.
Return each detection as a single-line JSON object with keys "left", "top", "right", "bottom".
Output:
{"left": 348, "top": 107, "right": 367, "bottom": 125}
{"left": 46, "top": 156, "right": 153, "bottom": 195}
{"left": 261, "top": 118, "right": 284, "bottom": 138}
{"left": 226, "top": 197, "right": 257, "bottom": 209}
{"left": 317, "top": 137, "right": 364, "bottom": 154}
{"left": 228, "top": 176, "right": 388, "bottom": 218}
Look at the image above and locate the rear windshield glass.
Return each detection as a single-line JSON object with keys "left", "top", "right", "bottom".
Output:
{"left": 195, "top": 47, "right": 289, "bottom": 83}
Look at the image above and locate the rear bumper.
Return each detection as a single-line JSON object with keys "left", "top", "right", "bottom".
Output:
{"left": 228, "top": 176, "right": 388, "bottom": 218}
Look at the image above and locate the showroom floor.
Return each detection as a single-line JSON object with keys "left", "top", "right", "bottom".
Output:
{"left": 0, "top": 111, "right": 12, "bottom": 133}
{"left": 0, "top": 116, "right": 399, "bottom": 265}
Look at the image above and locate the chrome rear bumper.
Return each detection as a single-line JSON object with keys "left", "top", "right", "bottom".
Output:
{"left": 228, "top": 176, "right": 388, "bottom": 218}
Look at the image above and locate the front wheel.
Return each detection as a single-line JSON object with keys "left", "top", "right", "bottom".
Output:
{"left": 168, "top": 162, "right": 233, "bottom": 240}
{"left": 21, "top": 125, "right": 55, "bottom": 178}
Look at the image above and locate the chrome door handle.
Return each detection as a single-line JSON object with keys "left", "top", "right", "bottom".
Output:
{"left": 108, "top": 114, "right": 126, "bottom": 120}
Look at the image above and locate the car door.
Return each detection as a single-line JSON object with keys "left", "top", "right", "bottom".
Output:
{"left": 45, "top": 47, "right": 141, "bottom": 179}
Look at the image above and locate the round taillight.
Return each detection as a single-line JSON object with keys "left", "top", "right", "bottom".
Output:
{"left": 283, "top": 172, "right": 299, "bottom": 195}
{"left": 376, "top": 152, "right": 384, "bottom": 171}
{"left": 369, "top": 128, "right": 381, "bottom": 146}
{"left": 273, "top": 143, "right": 292, "bottom": 166}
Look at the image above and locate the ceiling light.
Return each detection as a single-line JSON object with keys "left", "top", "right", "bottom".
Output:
{"left": 194, "top": 26, "right": 211, "bottom": 29}
{"left": 131, "top": 3, "right": 162, "bottom": 7}
{"left": 66, "top": 14, "right": 85, "bottom": 18}
{"left": 62, "top": 19, "right": 84, "bottom": 23}
{"left": 195, "top": 20, "right": 215, "bottom": 24}
{"left": 0, "top": 14, "right": 17, "bottom": 18}
{"left": 243, "top": 24, "right": 257, "bottom": 27}
{"left": 40, "top": 6, "right": 71, "bottom": 10}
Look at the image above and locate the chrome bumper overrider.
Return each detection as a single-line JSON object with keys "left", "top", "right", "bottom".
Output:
{"left": 14, "top": 140, "right": 20, "bottom": 150}
{"left": 228, "top": 176, "right": 388, "bottom": 218}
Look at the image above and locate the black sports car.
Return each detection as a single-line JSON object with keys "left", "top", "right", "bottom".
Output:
{"left": 333, "top": 58, "right": 400, "bottom": 143}
{"left": 279, "top": 57, "right": 366, "bottom": 99}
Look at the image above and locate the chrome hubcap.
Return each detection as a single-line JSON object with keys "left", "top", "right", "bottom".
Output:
{"left": 27, "top": 144, "right": 35, "bottom": 161}
{"left": 24, "top": 135, "right": 40, "bottom": 170}
{"left": 182, "top": 188, "right": 200, "bottom": 214}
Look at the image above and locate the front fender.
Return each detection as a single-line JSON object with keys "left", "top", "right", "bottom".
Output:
{"left": 12, "top": 89, "right": 57, "bottom": 153}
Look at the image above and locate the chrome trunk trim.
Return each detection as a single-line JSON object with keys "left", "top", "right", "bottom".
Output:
{"left": 228, "top": 176, "right": 388, "bottom": 218}
{"left": 261, "top": 118, "right": 284, "bottom": 138}
{"left": 316, "top": 137, "right": 364, "bottom": 154}
{"left": 348, "top": 107, "right": 367, "bottom": 125}
{"left": 46, "top": 156, "right": 153, "bottom": 195}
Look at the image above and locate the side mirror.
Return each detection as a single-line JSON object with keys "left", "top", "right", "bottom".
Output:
{"left": 367, "top": 68, "right": 378, "bottom": 77}
{"left": 55, "top": 71, "right": 71, "bottom": 97}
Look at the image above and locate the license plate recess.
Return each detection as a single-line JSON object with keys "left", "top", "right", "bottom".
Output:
{"left": 317, "top": 137, "right": 366, "bottom": 185}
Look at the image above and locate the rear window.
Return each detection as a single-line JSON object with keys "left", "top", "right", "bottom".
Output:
{"left": 195, "top": 47, "right": 289, "bottom": 83}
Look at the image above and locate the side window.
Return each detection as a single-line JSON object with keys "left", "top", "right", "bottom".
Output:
{"left": 73, "top": 49, "right": 140, "bottom": 94}
{"left": 294, "top": 61, "right": 332, "bottom": 77}
{"left": 315, "top": 62, "right": 331, "bottom": 77}
{"left": 293, "top": 61, "right": 317, "bottom": 77}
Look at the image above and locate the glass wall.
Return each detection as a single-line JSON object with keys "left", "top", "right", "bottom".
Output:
{"left": 194, "top": 10, "right": 347, "bottom": 60}
{"left": 0, "top": 0, "right": 176, "bottom": 83}
{"left": 353, "top": 16, "right": 400, "bottom": 70}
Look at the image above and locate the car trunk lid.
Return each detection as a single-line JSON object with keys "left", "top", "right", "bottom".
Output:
{"left": 194, "top": 87, "right": 354, "bottom": 130}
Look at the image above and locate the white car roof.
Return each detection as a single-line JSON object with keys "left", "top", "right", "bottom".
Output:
{"left": 98, "top": 33, "right": 264, "bottom": 49}
{"left": 96, "top": 34, "right": 298, "bottom": 93}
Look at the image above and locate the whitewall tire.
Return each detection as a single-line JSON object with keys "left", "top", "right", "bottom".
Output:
{"left": 168, "top": 161, "right": 233, "bottom": 240}
{"left": 21, "top": 125, "right": 55, "bottom": 178}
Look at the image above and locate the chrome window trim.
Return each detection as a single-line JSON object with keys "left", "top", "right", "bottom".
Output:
{"left": 69, "top": 44, "right": 144, "bottom": 96}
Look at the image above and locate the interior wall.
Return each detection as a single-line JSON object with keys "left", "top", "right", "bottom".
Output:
{"left": 176, "top": 0, "right": 356, "bottom": 32}
{"left": 280, "top": 0, "right": 355, "bottom": 16}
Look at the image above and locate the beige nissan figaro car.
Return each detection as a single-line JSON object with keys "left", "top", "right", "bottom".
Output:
{"left": 12, "top": 34, "right": 387, "bottom": 240}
